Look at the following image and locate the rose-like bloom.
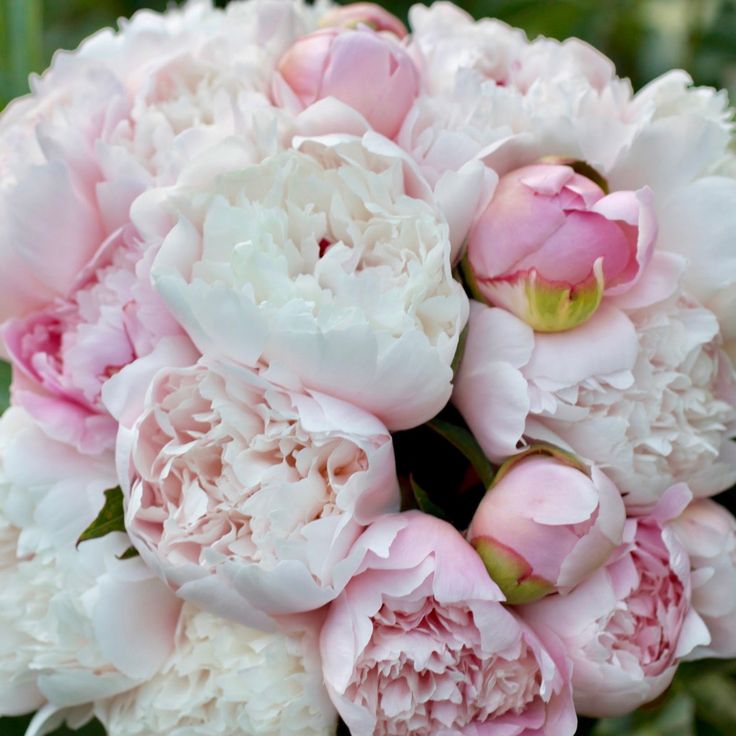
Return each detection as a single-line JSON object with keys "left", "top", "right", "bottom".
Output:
{"left": 454, "top": 296, "right": 736, "bottom": 508}
{"left": 321, "top": 511, "right": 576, "bottom": 736}
{"left": 121, "top": 357, "right": 400, "bottom": 628}
{"left": 95, "top": 604, "right": 336, "bottom": 736}
{"left": 320, "top": 3, "right": 407, "bottom": 37}
{"left": 0, "top": 408, "right": 181, "bottom": 717}
{"left": 273, "top": 26, "right": 419, "bottom": 139}
{"left": 469, "top": 453, "right": 625, "bottom": 603}
{"left": 148, "top": 136, "right": 468, "bottom": 430}
{"left": 670, "top": 499, "right": 736, "bottom": 659}
{"left": 521, "top": 484, "right": 710, "bottom": 717}
{"left": 467, "top": 163, "right": 657, "bottom": 331}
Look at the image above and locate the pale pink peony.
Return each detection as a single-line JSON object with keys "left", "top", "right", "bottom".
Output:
{"left": 454, "top": 296, "right": 736, "bottom": 508}
{"left": 468, "top": 454, "right": 625, "bottom": 603}
{"left": 467, "top": 163, "right": 657, "bottom": 331}
{"left": 3, "top": 235, "right": 183, "bottom": 454}
{"left": 121, "top": 357, "right": 400, "bottom": 628}
{"left": 670, "top": 499, "right": 736, "bottom": 659}
{"left": 320, "top": 511, "right": 576, "bottom": 736}
{"left": 521, "top": 485, "right": 710, "bottom": 717}
{"left": 273, "top": 26, "right": 419, "bottom": 139}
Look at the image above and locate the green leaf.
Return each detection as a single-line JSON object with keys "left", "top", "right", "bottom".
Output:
{"left": 592, "top": 691, "right": 695, "bottom": 736}
{"left": 0, "top": 359, "right": 10, "bottom": 416}
{"left": 451, "top": 323, "right": 468, "bottom": 374}
{"left": 77, "top": 486, "right": 126, "bottom": 547}
{"left": 427, "top": 418, "right": 495, "bottom": 489}
{"left": 117, "top": 545, "right": 139, "bottom": 560}
{"left": 410, "top": 475, "right": 448, "bottom": 520}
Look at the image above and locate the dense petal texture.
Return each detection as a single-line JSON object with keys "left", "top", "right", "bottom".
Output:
{"left": 148, "top": 136, "right": 468, "bottom": 430}
{"left": 521, "top": 486, "right": 710, "bottom": 717}
{"left": 321, "top": 512, "right": 576, "bottom": 736}
{"left": 122, "top": 358, "right": 400, "bottom": 626}
{"left": 469, "top": 456, "right": 625, "bottom": 603}
{"left": 0, "top": 408, "right": 180, "bottom": 716}
{"left": 455, "top": 298, "right": 736, "bottom": 508}
{"left": 96, "top": 604, "right": 336, "bottom": 736}
{"left": 671, "top": 499, "right": 736, "bottom": 659}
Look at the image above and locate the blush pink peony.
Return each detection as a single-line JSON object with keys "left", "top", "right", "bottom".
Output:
{"left": 121, "top": 357, "right": 400, "bottom": 628}
{"left": 521, "top": 485, "right": 710, "bottom": 717}
{"left": 468, "top": 454, "right": 625, "bottom": 603}
{"left": 467, "top": 163, "right": 657, "bottom": 331}
{"left": 320, "top": 511, "right": 576, "bottom": 736}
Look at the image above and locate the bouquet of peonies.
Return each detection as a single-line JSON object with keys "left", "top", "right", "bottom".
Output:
{"left": 1, "top": 1, "right": 735, "bottom": 734}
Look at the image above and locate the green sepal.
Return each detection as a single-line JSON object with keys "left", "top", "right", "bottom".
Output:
{"left": 491, "top": 442, "right": 590, "bottom": 489}
{"left": 473, "top": 536, "right": 554, "bottom": 604}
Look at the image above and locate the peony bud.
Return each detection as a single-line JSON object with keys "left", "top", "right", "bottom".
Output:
{"left": 273, "top": 27, "right": 419, "bottom": 139}
{"left": 466, "top": 163, "right": 657, "bottom": 332}
{"left": 320, "top": 3, "right": 407, "bottom": 37}
{"left": 468, "top": 451, "right": 626, "bottom": 604}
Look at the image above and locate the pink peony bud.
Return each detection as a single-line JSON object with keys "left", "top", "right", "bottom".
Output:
{"left": 273, "top": 27, "right": 419, "bottom": 139}
{"left": 467, "top": 163, "right": 657, "bottom": 332}
{"left": 320, "top": 3, "right": 407, "bottom": 37}
{"left": 468, "top": 451, "right": 626, "bottom": 604}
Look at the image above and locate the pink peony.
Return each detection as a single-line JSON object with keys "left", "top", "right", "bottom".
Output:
{"left": 670, "top": 499, "right": 736, "bottom": 659}
{"left": 521, "top": 485, "right": 710, "bottom": 717}
{"left": 468, "top": 453, "right": 625, "bottom": 603}
{"left": 320, "top": 511, "right": 576, "bottom": 736}
{"left": 121, "top": 357, "right": 400, "bottom": 628}
{"left": 273, "top": 26, "right": 419, "bottom": 139}
{"left": 467, "top": 163, "right": 657, "bottom": 331}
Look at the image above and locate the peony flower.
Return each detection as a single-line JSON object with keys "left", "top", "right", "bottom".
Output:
{"left": 320, "top": 511, "right": 577, "bottom": 736}
{"left": 147, "top": 136, "right": 468, "bottom": 430}
{"left": 521, "top": 484, "right": 710, "bottom": 717}
{"left": 399, "top": 5, "right": 736, "bottom": 342}
{"left": 95, "top": 603, "right": 336, "bottom": 736}
{"left": 273, "top": 26, "right": 419, "bottom": 139}
{"left": 121, "top": 357, "right": 400, "bottom": 628}
{"left": 319, "top": 3, "right": 408, "bottom": 37}
{"left": 454, "top": 297, "right": 736, "bottom": 508}
{"left": 670, "top": 499, "right": 736, "bottom": 659}
{"left": 468, "top": 453, "right": 625, "bottom": 603}
{"left": 0, "top": 408, "right": 181, "bottom": 716}
{"left": 466, "top": 163, "right": 657, "bottom": 331}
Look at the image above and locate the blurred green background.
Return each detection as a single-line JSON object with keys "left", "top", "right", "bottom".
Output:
{"left": 0, "top": 0, "right": 735, "bottom": 734}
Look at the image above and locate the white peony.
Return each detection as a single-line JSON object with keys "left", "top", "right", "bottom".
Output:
{"left": 147, "top": 135, "right": 468, "bottom": 430}
{"left": 0, "top": 408, "right": 181, "bottom": 716}
{"left": 454, "top": 296, "right": 736, "bottom": 510}
{"left": 95, "top": 604, "right": 337, "bottom": 736}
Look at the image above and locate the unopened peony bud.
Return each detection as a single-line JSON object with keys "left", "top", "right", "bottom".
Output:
{"left": 469, "top": 451, "right": 626, "bottom": 604}
{"left": 320, "top": 3, "right": 407, "bottom": 37}
{"left": 466, "top": 163, "right": 656, "bottom": 332}
{"left": 274, "top": 27, "right": 419, "bottom": 139}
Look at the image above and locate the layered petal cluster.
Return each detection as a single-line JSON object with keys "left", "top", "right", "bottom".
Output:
{"left": 148, "top": 136, "right": 468, "bottom": 430}
{"left": 122, "top": 357, "right": 400, "bottom": 627}
{"left": 671, "top": 499, "right": 736, "bottom": 659}
{"left": 400, "top": 3, "right": 736, "bottom": 341}
{"left": 96, "top": 604, "right": 336, "bottom": 736}
{"left": 321, "top": 512, "right": 576, "bottom": 736}
{"left": 454, "top": 298, "right": 736, "bottom": 508}
{"left": 521, "top": 486, "right": 710, "bottom": 717}
{"left": 0, "top": 408, "right": 180, "bottom": 717}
